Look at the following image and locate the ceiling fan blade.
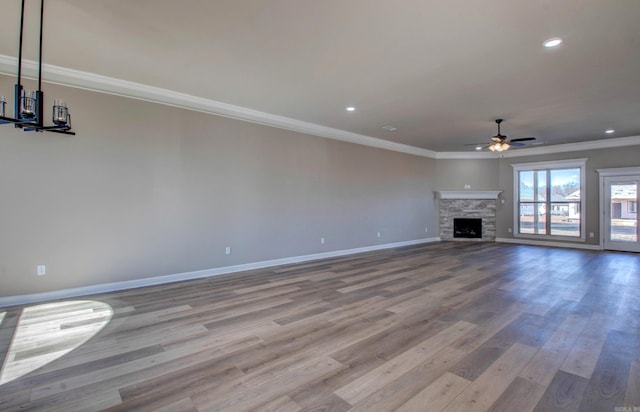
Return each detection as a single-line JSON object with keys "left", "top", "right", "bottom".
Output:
{"left": 466, "top": 120, "right": 533, "bottom": 151}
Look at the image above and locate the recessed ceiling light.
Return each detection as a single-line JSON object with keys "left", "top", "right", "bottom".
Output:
{"left": 605, "top": 129, "right": 615, "bottom": 134}
{"left": 543, "top": 37, "right": 563, "bottom": 48}
{"left": 382, "top": 125, "right": 397, "bottom": 131}
{"left": 346, "top": 107, "right": 356, "bottom": 112}
{"left": 475, "top": 146, "right": 483, "bottom": 151}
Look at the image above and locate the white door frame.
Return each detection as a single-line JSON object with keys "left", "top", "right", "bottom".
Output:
{"left": 597, "top": 167, "right": 640, "bottom": 252}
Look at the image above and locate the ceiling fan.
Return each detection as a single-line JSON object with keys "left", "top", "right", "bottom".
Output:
{"left": 468, "top": 119, "right": 536, "bottom": 152}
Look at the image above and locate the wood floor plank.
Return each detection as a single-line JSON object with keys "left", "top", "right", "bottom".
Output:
{"left": 0, "top": 386, "right": 31, "bottom": 410}
{"left": 48, "top": 389, "right": 122, "bottom": 412}
{"left": 334, "top": 320, "right": 476, "bottom": 404}
{"left": 386, "top": 287, "right": 440, "bottom": 313}
{"left": 117, "top": 357, "right": 244, "bottom": 405}
{"left": 192, "top": 356, "right": 344, "bottom": 411}
{"left": 152, "top": 397, "right": 199, "bottom": 412}
{"left": 326, "top": 318, "right": 453, "bottom": 391}
{"left": 577, "top": 329, "right": 637, "bottom": 411}
{"left": 28, "top": 335, "right": 260, "bottom": 402}
{"left": 233, "top": 320, "right": 337, "bottom": 374}
{"left": 520, "top": 349, "right": 568, "bottom": 387}
{"left": 519, "top": 312, "right": 590, "bottom": 387}
{"left": 290, "top": 382, "right": 352, "bottom": 412}
{"left": 449, "top": 301, "right": 523, "bottom": 353}
{"left": 336, "top": 272, "right": 409, "bottom": 294}
{"left": 3, "top": 345, "right": 165, "bottom": 389}
{"left": 0, "top": 242, "right": 638, "bottom": 411}
{"left": 625, "top": 359, "right": 640, "bottom": 408}
{"left": 486, "top": 377, "right": 546, "bottom": 412}
{"left": 533, "top": 370, "right": 589, "bottom": 412}
{"left": 0, "top": 309, "right": 23, "bottom": 370}
{"left": 396, "top": 372, "right": 470, "bottom": 412}
{"left": 560, "top": 312, "right": 612, "bottom": 379}
{"left": 441, "top": 343, "right": 539, "bottom": 412}
{"left": 541, "top": 312, "right": 590, "bottom": 355}
{"left": 345, "top": 345, "right": 468, "bottom": 412}
{"left": 253, "top": 395, "right": 302, "bottom": 412}
{"left": 113, "top": 304, "right": 192, "bottom": 331}
{"left": 448, "top": 315, "right": 525, "bottom": 381}
{"left": 273, "top": 301, "right": 333, "bottom": 325}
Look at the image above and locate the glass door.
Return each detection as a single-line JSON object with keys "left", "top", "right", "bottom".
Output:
{"left": 603, "top": 176, "right": 639, "bottom": 252}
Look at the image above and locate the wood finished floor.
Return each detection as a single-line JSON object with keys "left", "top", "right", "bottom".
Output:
{"left": 0, "top": 241, "right": 639, "bottom": 411}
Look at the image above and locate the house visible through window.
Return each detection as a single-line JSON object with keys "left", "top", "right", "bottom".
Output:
{"left": 512, "top": 159, "right": 587, "bottom": 240}
{"left": 630, "top": 200, "right": 637, "bottom": 214}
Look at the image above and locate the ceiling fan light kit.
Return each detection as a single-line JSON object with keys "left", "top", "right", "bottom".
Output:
{"left": 489, "top": 142, "right": 510, "bottom": 152}
{"left": 0, "top": 0, "right": 75, "bottom": 135}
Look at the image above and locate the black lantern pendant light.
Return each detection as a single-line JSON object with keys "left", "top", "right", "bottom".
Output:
{"left": 0, "top": 0, "right": 75, "bottom": 135}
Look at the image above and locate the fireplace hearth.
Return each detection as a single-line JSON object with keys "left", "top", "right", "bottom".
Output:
{"left": 454, "top": 218, "right": 482, "bottom": 239}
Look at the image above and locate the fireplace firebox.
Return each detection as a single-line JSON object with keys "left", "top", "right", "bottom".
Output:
{"left": 453, "top": 218, "right": 482, "bottom": 239}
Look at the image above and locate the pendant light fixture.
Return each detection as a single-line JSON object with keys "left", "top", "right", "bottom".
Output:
{"left": 0, "top": 0, "right": 75, "bottom": 135}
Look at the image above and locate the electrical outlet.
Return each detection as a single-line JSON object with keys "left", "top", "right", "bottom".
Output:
{"left": 508, "top": 228, "right": 512, "bottom": 233}
{"left": 501, "top": 199, "right": 505, "bottom": 204}
{"left": 225, "top": 247, "right": 231, "bottom": 255}
{"left": 320, "top": 237, "right": 325, "bottom": 244}
{"left": 377, "top": 232, "right": 381, "bottom": 238}
{"left": 464, "top": 184, "right": 471, "bottom": 189}
{"left": 425, "top": 226, "right": 428, "bottom": 233}
{"left": 589, "top": 232, "right": 594, "bottom": 238}
{"left": 37, "top": 265, "right": 46, "bottom": 276}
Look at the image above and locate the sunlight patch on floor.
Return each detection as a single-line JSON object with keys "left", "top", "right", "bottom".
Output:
{"left": 0, "top": 300, "right": 113, "bottom": 385}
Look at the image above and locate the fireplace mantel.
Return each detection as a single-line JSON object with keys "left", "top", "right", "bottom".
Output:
{"left": 436, "top": 190, "right": 502, "bottom": 200}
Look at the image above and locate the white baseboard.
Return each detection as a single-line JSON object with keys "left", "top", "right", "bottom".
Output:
{"left": 0, "top": 237, "right": 440, "bottom": 308}
{"left": 495, "top": 237, "right": 603, "bottom": 251}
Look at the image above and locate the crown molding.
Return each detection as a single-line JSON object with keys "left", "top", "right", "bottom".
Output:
{"left": 0, "top": 55, "right": 436, "bottom": 159}
{"left": 436, "top": 136, "right": 640, "bottom": 159}
{"left": 1, "top": 54, "right": 639, "bottom": 160}
{"left": 435, "top": 151, "right": 501, "bottom": 159}
{"left": 498, "top": 136, "right": 640, "bottom": 158}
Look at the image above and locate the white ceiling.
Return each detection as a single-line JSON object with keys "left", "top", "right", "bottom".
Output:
{"left": 1, "top": 0, "right": 639, "bottom": 152}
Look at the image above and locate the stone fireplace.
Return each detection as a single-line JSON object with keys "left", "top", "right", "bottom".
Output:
{"left": 436, "top": 191, "right": 501, "bottom": 241}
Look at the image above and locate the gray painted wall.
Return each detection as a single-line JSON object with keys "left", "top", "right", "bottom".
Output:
{"left": 0, "top": 77, "right": 437, "bottom": 297}
{"left": 496, "top": 146, "right": 640, "bottom": 245}
{"left": 436, "top": 159, "right": 499, "bottom": 191}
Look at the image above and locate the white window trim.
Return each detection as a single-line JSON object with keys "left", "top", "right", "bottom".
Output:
{"left": 511, "top": 158, "right": 587, "bottom": 242}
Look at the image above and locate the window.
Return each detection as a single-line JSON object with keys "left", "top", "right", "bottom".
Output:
{"left": 512, "top": 159, "right": 587, "bottom": 240}
{"left": 630, "top": 200, "right": 637, "bottom": 214}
